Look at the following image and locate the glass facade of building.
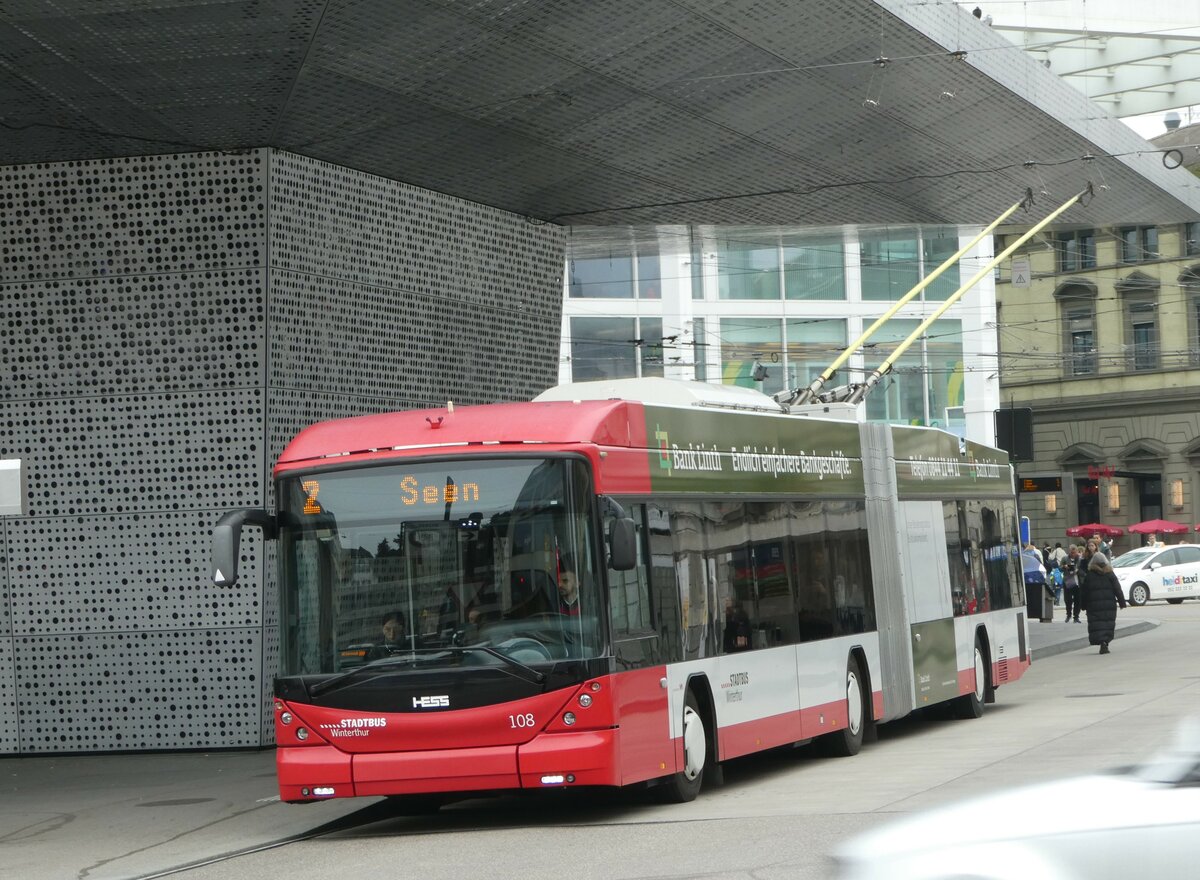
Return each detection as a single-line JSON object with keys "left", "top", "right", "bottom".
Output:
{"left": 561, "top": 225, "right": 985, "bottom": 433}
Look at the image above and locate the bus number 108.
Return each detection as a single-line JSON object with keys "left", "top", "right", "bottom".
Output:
{"left": 509, "top": 713, "right": 535, "bottom": 728}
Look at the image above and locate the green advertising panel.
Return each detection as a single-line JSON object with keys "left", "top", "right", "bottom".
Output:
{"left": 911, "top": 618, "right": 959, "bottom": 705}
{"left": 891, "top": 426, "right": 1012, "bottom": 498}
{"left": 645, "top": 406, "right": 865, "bottom": 496}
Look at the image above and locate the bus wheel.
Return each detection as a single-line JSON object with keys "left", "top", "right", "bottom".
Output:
{"left": 655, "top": 689, "right": 707, "bottom": 803}
{"left": 824, "top": 657, "right": 866, "bottom": 757}
{"left": 953, "top": 635, "right": 987, "bottom": 720}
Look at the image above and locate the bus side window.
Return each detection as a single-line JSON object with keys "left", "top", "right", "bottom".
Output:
{"left": 608, "top": 504, "right": 652, "bottom": 636}
{"left": 646, "top": 505, "right": 682, "bottom": 659}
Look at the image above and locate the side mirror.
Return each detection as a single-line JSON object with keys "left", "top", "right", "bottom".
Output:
{"left": 608, "top": 516, "right": 636, "bottom": 571}
{"left": 212, "top": 508, "right": 276, "bottom": 587}
{"left": 1149, "top": 562, "right": 1162, "bottom": 571}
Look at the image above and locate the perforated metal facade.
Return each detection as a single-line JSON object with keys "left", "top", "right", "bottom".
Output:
{"left": 0, "top": 148, "right": 565, "bottom": 753}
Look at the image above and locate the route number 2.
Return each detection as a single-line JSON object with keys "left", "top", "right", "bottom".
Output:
{"left": 509, "top": 713, "right": 535, "bottom": 728}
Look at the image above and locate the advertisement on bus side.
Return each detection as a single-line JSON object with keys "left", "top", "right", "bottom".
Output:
{"left": 644, "top": 406, "right": 865, "bottom": 495}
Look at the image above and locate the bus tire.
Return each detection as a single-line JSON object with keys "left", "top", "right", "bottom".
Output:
{"left": 953, "top": 635, "right": 987, "bottom": 720}
{"left": 654, "top": 688, "right": 707, "bottom": 803}
{"left": 824, "top": 656, "right": 866, "bottom": 757}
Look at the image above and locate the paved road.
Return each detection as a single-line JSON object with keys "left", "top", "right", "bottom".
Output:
{"left": 3, "top": 605, "right": 1194, "bottom": 880}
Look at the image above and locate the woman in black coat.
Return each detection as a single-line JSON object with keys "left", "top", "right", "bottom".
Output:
{"left": 1081, "top": 552, "right": 1126, "bottom": 654}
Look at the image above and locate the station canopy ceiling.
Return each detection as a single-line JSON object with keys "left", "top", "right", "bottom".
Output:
{"left": 3, "top": 0, "right": 1199, "bottom": 228}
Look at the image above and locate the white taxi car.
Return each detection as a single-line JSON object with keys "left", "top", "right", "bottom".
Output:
{"left": 1110, "top": 544, "right": 1200, "bottom": 606}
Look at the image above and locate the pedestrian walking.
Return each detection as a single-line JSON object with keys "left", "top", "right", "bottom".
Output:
{"left": 1062, "top": 544, "right": 1082, "bottom": 622}
{"left": 1080, "top": 552, "right": 1126, "bottom": 654}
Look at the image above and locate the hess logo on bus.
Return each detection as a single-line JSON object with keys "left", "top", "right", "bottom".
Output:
{"left": 413, "top": 695, "right": 450, "bottom": 709}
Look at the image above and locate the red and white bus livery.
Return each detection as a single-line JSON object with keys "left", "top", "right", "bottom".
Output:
{"left": 213, "top": 378, "right": 1030, "bottom": 805}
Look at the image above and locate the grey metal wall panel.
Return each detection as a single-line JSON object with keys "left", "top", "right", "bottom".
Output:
{"left": 266, "top": 151, "right": 562, "bottom": 410}
{"left": 13, "top": 628, "right": 263, "bottom": 752}
{"left": 0, "top": 148, "right": 565, "bottom": 754}
{"left": 0, "top": 391, "right": 267, "bottom": 517}
{"left": 0, "top": 634, "right": 15, "bottom": 752}
{"left": 2, "top": 271, "right": 268, "bottom": 401}
{"left": 5, "top": 510, "right": 264, "bottom": 634}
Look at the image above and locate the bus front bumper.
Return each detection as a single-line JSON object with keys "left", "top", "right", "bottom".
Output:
{"left": 277, "top": 728, "right": 620, "bottom": 802}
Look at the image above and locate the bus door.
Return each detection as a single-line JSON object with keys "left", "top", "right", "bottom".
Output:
{"left": 896, "top": 500, "right": 958, "bottom": 707}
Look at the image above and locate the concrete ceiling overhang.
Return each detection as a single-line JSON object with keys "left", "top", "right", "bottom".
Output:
{"left": 2, "top": 0, "right": 1198, "bottom": 228}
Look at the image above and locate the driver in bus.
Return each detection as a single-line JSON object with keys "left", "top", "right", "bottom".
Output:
{"left": 557, "top": 558, "right": 581, "bottom": 616}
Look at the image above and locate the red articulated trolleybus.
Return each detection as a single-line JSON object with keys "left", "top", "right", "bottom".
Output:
{"left": 213, "top": 377, "right": 1030, "bottom": 806}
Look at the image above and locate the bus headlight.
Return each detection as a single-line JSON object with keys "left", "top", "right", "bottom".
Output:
{"left": 296, "top": 727, "right": 309, "bottom": 741}
{"left": 563, "top": 712, "right": 576, "bottom": 726}
{"left": 578, "top": 694, "right": 592, "bottom": 708}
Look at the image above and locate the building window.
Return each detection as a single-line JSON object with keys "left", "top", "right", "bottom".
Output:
{"left": 1066, "top": 315, "right": 1096, "bottom": 376}
{"left": 1055, "top": 281, "right": 1099, "bottom": 378}
{"left": 692, "top": 316, "right": 708, "bottom": 381}
{"left": 784, "top": 318, "right": 847, "bottom": 390}
{"left": 863, "top": 319, "right": 963, "bottom": 426}
{"left": 1186, "top": 270, "right": 1200, "bottom": 366}
{"left": 922, "top": 230, "right": 962, "bottom": 300}
{"left": 568, "top": 238, "right": 660, "bottom": 299}
{"left": 1119, "top": 226, "right": 1159, "bottom": 263}
{"left": 782, "top": 233, "right": 845, "bottom": 300}
{"left": 1186, "top": 222, "right": 1200, "bottom": 257}
{"left": 639, "top": 317, "right": 664, "bottom": 378}
{"left": 1054, "top": 229, "right": 1096, "bottom": 272}
{"left": 861, "top": 230, "right": 920, "bottom": 301}
{"left": 568, "top": 249, "right": 633, "bottom": 298}
{"left": 721, "top": 318, "right": 783, "bottom": 393}
{"left": 717, "top": 237, "right": 780, "bottom": 300}
{"left": 570, "top": 316, "right": 636, "bottom": 379}
{"left": 1117, "top": 273, "right": 1160, "bottom": 372}
{"left": 570, "top": 316, "right": 663, "bottom": 380}
{"left": 636, "top": 242, "right": 662, "bottom": 300}
{"left": 1125, "top": 298, "right": 1159, "bottom": 371}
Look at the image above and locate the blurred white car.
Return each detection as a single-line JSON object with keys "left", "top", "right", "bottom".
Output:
{"left": 1110, "top": 544, "right": 1200, "bottom": 606}
{"left": 833, "top": 717, "right": 1200, "bottom": 880}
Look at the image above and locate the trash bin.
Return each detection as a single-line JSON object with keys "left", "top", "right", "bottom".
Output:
{"left": 1025, "top": 576, "right": 1054, "bottom": 621}
{"left": 1022, "top": 548, "right": 1054, "bottom": 622}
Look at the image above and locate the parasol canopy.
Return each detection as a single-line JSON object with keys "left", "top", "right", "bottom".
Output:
{"left": 1127, "top": 519, "right": 1189, "bottom": 535}
{"left": 1065, "top": 523, "right": 1124, "bottom": 538}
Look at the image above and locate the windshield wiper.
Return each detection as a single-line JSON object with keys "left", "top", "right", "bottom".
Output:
{"left": 308, "top": 646, "right": 545, "bottom": 698}
{"left": 470, "top": 645, "right": 547, "bottom": 685}
{"left": 308, "top": 652, "right": 428, "bottom": 697}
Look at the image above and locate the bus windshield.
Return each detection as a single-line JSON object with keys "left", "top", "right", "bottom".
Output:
{"left": 277, "top": 457, "right": 602, "bottom": 676}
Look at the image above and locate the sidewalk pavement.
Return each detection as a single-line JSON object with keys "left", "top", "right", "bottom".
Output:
{"left": 1027, "top": 609, "right": 1158, "bottom": 660}
{"left": 0, "top": 615, "right": 1159, "bottom": 880}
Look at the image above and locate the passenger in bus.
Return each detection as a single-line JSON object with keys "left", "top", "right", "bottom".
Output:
{"left": 723, "top": 597, "right": 751, "bottom": 652}
{"left": 367, "top": 610, "right": 407, "bottom": 658}
{"left": 798, "top": 551, "right": 835, "bottom": 641}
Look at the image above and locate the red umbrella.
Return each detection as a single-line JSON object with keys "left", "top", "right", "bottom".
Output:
{"left": 1127, "top": 519, "right": 1189, "bottom": 535}
{"left": 1065, "top": 523, "right": 1125, "bottom": 538}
